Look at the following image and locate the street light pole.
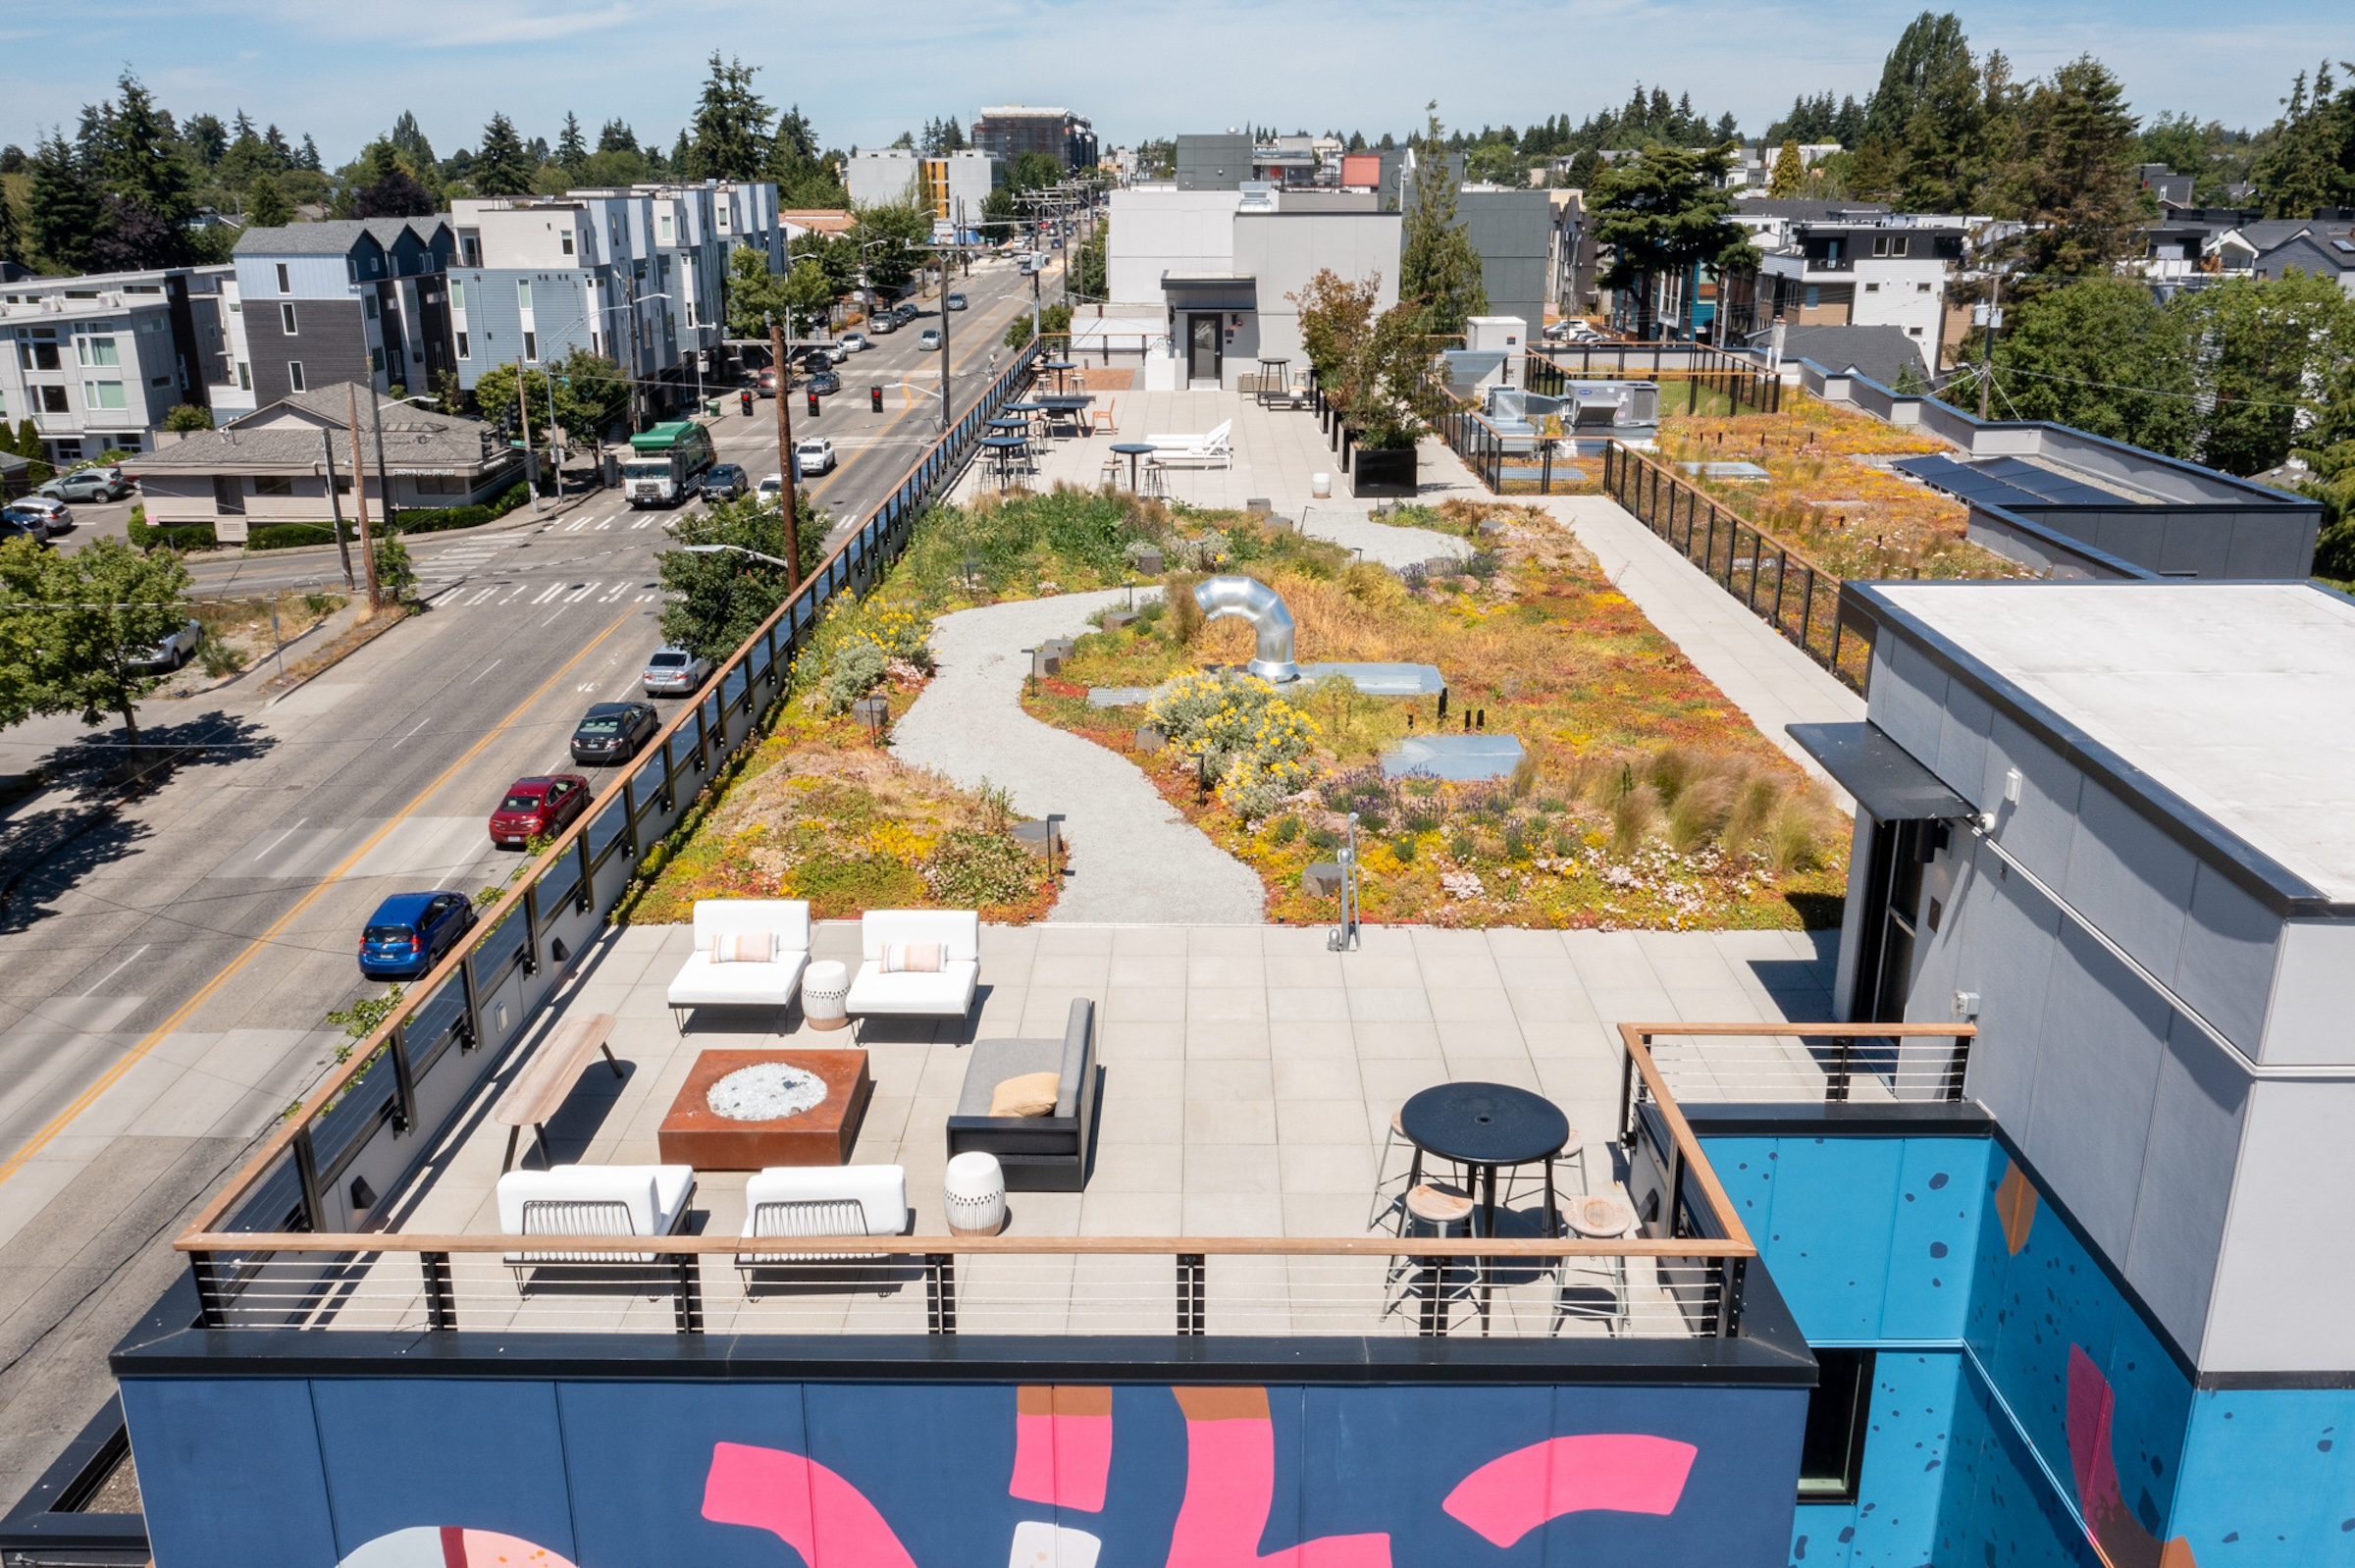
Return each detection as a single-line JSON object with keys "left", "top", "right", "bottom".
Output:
{"left": 767, "top": 312, "right": 802, "bottom": 585}
{"left": 938, "top": 201, "right": 959, "bottom": 432}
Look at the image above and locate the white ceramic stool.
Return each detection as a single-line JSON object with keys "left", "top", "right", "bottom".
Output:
{"left": 801, "top": 960, "right": 850, "bottom": 1031}
{"left": 944, "top": 1151, "right": 1007, "bottom": 1236}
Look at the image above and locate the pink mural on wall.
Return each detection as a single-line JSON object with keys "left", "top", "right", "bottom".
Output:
{"left": 701, "top": 1439, "right": 920, "bottom": 1568}
{"left": 1440, "top": 1434, "right": 1700, "bottom": 1547}
{"left": 1010, "top": 1385, "right": 1114, "bottom": 1512}
{"left": 2065, "top": 1346, "right": 2198, "bottom": 1568}
{"left": 334, "top": 1526, "right": 576, "bottom": 1568}
{"left": 1164, "top": 1387, "right": 1391, "bottom": 1568}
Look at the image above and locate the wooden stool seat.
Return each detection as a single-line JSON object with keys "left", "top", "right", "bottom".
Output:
{"left": 1405, "top": 1182, "right": 1475, "bottom": 1228}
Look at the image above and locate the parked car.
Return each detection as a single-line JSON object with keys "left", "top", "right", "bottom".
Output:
{"left": 917, "top": 329, "right": 943, "bottom": 352}
{"left": 867, "top": 314, "right": 897, "bottom": 335}
{"left": 39, "top": 467, "right": 132, "bottom": 503}
{"left": 5, "top": 496, "right": 71, "bottom": 537}
{"left": 358, "top": 891, "right": 477, "bottom": 980}
{"left": 946, "top": 291, "right": 968, "bottom": 311}
{"left": 839, "top": 332, "right": 869, "bottom": 352}
{"left": 487, "top": 773, "right": 591, "bottom": 849}
{"left": 0, "top": 514, "right": 54, "bottom": 549}
{"left": 569, "top": 701, "right": 660, "bottom": 764}
{"left": 892, "top": 304, "right": 918, "bottom": 325}
{"left": 130, "top": 617, "right": 202, "bottom": 672}
{"left": 807, "top": 369, "right": 842, "bottom": 396}
{"left": 795, "top": 437, "right": 837, "bottom": 476}
{"left": 755, "top": 366, "right": 780, "bottom": 397}
{"left": 699, "top": 463, "right": 748, "bottom": 501}
{"left": 642, "top": 646, "right": 715, "bottom": 698}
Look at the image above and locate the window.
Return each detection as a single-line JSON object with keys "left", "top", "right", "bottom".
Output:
{"left": 523, "top": 331, "right": 538, "bottom": 362}
{"left": 450, "top": 281, "right": 466, "bottom": 311}
{"left": 1863, "top": 282, "right": 1880, "bottom": 292}
{"left": 415, "top": 474, "right": 466, "bottom": 495}
{"left": 1871, "top": 235, "right": 1910, "bottom": 258}
{"left": 461, "top": 236, "right": 482, "bottom": 267}
{"left": 370, "top": 346, "right": 385, "bottom": 372}
{"left": 252, "top": 476, "right": 294, "bottom": 497}
{"left": 25, "top": 340, "right": 61, "bottom": 371}
{"left": 78, "top": 334, "right": 121, "bottom": 366}
{"left": 658, "top": 213, "right": 674, "bottom": 242}
{"left": 456, "top": 331, "right": 470, "bottom": 360}
{"left": 236, "top": 361, "right": 251, "bottom": 391}
{"left": 1909, "top": 326, "right": 1924, "bottom": 337}
{"left": 276, "top": 263, "right": 291, "bottom": 292}
{"left": 1804, "top": 285, "right": 1820, "bottom": 309}
{"left": 82, "top": 380, "right": 127, "bottom": 409}
{"left": 39, "top": 386, "right": 70, "bottom": 413}
{"left": 516, "top": 280, "right": 533, "bottom": 312}
{"left": 1916, "top": 282, "right": 1933, "bottom": 293}
{"left": 365, "top": 294, "right": 378, "bottom": 319}
{"left": 560, "top": 229, "right": 575, "bottom": 256}
{"left": 1798, "top": 1349, "right": 1873, "bottom": 1502}
{"left": 281, "top": 302, "right": 298, "bottom": 335}
{"left": 288, "top": 361, "right": 306, "bottom": 392}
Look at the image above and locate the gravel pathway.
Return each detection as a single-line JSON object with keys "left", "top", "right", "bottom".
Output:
{"left": 893, "top": 589, "right": 1266, "bottom": 924}
{"left": 1292, "top": 506, "right": 1471, "bottom": 570}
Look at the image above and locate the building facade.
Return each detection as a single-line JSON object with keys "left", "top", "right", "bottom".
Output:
{"left": 972, "top": 106, "right": 1097, "bottom": 169}
{"left": 1755, "top": 218, "right": 1964, "bottom": 354}
{"left": 231, "top": 220, "right": 456, "bottom": 411}
{"left": 0, "top": 265, "right": 241, "bottom": 462}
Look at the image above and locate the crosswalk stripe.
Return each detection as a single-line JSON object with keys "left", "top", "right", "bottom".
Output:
{"left": 532, "top": 583, "right": 564, "bottom": 603}
{"left": 601, "top": 583, "right": 627, "bottom": 601}
{"left": 565, "top": 581, "right": 600, "bottom": 602}
{"left": 631, "top": 516, "right": 657, "bottom": 529}
{"left": 636, "top": 591, "right": 660, "bottom": 601}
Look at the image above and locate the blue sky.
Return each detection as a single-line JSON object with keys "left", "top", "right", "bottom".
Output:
{"left": 0, "top": 0, "right": 2338, "bottom": 165}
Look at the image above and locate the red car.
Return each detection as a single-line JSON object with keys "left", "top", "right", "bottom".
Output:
{"left": 488, "top": 774, "right": 591, "bottom": 849}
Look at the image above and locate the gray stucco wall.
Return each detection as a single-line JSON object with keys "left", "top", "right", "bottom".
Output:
{"left": 1176, "top": 134, "right": 1251, "bottom": 191}
{"left": 1456, "top": 190, "right": 1549, "bottom": 339}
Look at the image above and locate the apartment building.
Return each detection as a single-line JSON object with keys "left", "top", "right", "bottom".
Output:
{"left": 447, "top": 193, "right": 665, "bottom": 403}
{"left": 231, "top": 220, "right": 456, "bottom": 410}
{"left": 0, "top": 265, "right": 236, "bottom": 461}
{"left": 1755, "top": 217, "right": 1965, "bottom": 352}
{"left": 971, "top": 106, "right": 1096, "bottom": 169}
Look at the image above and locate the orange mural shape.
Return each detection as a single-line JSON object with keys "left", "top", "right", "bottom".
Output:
{"left": 1995, "top": 1160, "right": 2038, "bottom": 1255}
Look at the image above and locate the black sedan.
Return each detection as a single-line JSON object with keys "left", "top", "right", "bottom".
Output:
{"left": 569, "top": 702, "right": 660, "bottom": 764}
{"left": 807, "top": 369, "right": 842, "bottom": 396}
{"left": 700, "top": 463, "right": 748, "bottom": 501}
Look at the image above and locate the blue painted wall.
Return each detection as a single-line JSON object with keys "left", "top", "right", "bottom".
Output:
{"left": 119, "top": 1377, "right": 1807, "bottom": 1568}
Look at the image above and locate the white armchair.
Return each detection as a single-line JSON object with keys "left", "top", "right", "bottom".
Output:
{"left": 497, "top": 1162, "right": 696, "bottom": 1282}
{"left": 844, "top": 909, "right": 980, "bottom": 1019}
{"left": 665, "top": 899, "right": 811, "bottom": 1031}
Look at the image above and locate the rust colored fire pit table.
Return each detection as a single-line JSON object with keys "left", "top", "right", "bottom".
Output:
{"left": 657, "top": 1049, "right": 871, "bottom": 1169}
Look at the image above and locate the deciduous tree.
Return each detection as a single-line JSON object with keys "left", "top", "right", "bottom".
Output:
{"left": 0, "top": 536, "right": 191, "bottom": 756}
{"left": 657, "top": 497, "right": 831, "bottom": 659}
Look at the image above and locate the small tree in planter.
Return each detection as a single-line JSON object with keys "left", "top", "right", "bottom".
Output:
{"left": 1288, "top": 267, "right": 1437, "bottom": 495}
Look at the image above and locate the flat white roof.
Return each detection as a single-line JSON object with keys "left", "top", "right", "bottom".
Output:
{"left": 1878, "top": 582, "right": 2355, "bottom": 902}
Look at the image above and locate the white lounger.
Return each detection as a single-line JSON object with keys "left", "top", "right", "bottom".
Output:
{"left": 1144, "top": 419, "right": 1234, "bottom": 469}
{"left": 844, "top": 909, "right": 980, "bottom": 1019}
{"left": 665, "top": 899, "right": 811, "bottom": 1030}
{"left": 738, "top": 1165, "right": 910, "bottom": 1281}
{"left": 497, "top": 1163, "right": 696, "bottom": 1279}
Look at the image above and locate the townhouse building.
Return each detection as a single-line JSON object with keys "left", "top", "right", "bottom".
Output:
{"left": 230, "top": 220, "right": 456, "bottom": 411}
{"left": 1755, "top": 216, "right": 1966, "bottom": 359}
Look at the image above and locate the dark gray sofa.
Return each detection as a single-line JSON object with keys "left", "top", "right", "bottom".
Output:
{"left": 944, "top": 998, "right": 1096, "bottom": 1190}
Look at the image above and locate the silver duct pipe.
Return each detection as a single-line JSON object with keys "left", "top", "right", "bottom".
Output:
{"left": 1193, "top": 575, "right": 1298, "bottom": 682}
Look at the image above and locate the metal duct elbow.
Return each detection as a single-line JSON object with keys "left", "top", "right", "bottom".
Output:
{"left": 1193, "top": 575, "right": 1298, "bottom": 682}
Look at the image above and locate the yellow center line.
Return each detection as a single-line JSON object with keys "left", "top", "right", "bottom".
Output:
{"left": 0, "top": 606, "right": 643, "bottom": 1192}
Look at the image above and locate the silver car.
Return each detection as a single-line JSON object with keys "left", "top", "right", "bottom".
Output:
{"left": 641, "top": 646, "right": 714, "bottom": 697}
{"left": 131, "top": 617, "right": 202, "bottom": 673}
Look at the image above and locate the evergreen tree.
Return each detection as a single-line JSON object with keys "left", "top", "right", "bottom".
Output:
{"left": 1590, "top": 142, "right": 1758, "bottom": 339}
{"left": 598, "top": 119, "right": 639, "bottom": 154}
{"left": 557, "top": 112, "right": 588, "bottom": 171}
{"left": 355, "top": 141, "right": 435, "bottom": 218}
{"left": 94, "top": 71, "right": 193, "bottom": 225}
{"left": 471, "top": 113, "right": 535, "bottom": 196}
{"left": 246, "top": 173, "right": 293, "bottom": 227}
{"left": 263, "top": 125, "right": 294, "bottom": 169}
{"left": 1399, "top": 106, "right": 1490, "bottom": 338}
{"left": 1769, "top": 139, "right": 1804, "bottom": 197}
{"left": 26, "top": 131, "right": 100, "bottom": 273}
{"left": 2005, "top": 55, "right": 2145, "bottom": 280}
{"left": 389, "top": 111, "right": 439, "bottom": 176}
{"left": 2252, "top": 62, "right": 2355, "bottom": 218}
{"left": 1865, "top": 12, "right": 1974, "bottom": 144}
{"left": 669, "top": 130, "right": 691, "bottom": 173}
{"left": 299, "top": 133, "right": 322, "bottom": 172}
{"left": 688, "top": 53, "right": 771, "bottom": 182}
{"left": 182, "top": 112, "right": 228, "bottom": 168}
{"left": 0, "top": 180, "right": 22, "bottom": 266}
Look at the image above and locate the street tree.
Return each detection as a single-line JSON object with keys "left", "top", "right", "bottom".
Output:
{"left": 471, "top": 114, "right": 535, "bottom": 197}
{"left": 725, "top": 244, "right": 793, "bottom": 340}
{"left": 1399, "top": 104, "right": 1489, "bottom": 339}
{"left": 0, "top": 536, "right": 191, "bottom": 757}
{"left": 782, "top": 259, "right": 838, "bottom": 336}
{"left": 373, "top": 532, "right": 418, "bottom": 607}
{"left": 658, "top": 497, "right": 832, "bottom": 660}
{"left": 246, "top": 173, "right": 293, "bottom": 227}
{"left": 852, "top": 201, "right": 930, "bottom": 294}
{"left": 1589, "top": 143, "right": 1758, "bottom": 340}
{"left": 473, "top": 350, "right": 627, "bottom": 453}
{"left": 790, "top": 230, "right": 859, "bottom": 294}
{"left": 688, "top": 54, "right": 772, "bottom": 182}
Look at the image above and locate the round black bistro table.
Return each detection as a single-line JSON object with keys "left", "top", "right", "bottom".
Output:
{"left": 1110, "top": 442, "right": 1157, "bottom": 490}
{"left": 1398, "top": 1081, "right": 1570, "bottom": 1239}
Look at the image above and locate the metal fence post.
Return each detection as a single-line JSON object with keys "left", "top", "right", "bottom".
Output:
{"left": 457, "top": 948, "right": 483, "bottom": 1051}
{"left": 674, "top": 1251, "right": 704, "bottom": 1334}
{"left": 389, "top": 1019, "right": 418, "bottom": 1132}
{"left": 423, "top": 1251, "right": 456, "bottom": 1330}
{"left": 926, "top": 1253, "right": 958, "bottom": 1333}
{"left": 190, "top": 1252, "right": 225, "bottom": 1329}
{"left": 522, "top": 882, "right": 542, "bottom": 976}
{"left": 1177, "top": 1253, "right": 1206, "bottom": 1335}
{"left": 291, "top": 1127, "right": 325, "bottom": 1231}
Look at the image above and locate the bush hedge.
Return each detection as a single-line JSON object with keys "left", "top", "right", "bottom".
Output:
{"left": 240, "top": 483, "right": 533, "bottom": 550}
{"left": 126, "top": 506, "right": 218, "bottom": 552}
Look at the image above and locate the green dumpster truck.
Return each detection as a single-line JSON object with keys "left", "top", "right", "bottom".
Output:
{"left": 621, "top": 420, "right": 716, "bottom": 507}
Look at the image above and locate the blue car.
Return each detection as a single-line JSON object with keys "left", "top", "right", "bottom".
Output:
{"left": 358, "top": 891, "right": 477, "bottom": 979}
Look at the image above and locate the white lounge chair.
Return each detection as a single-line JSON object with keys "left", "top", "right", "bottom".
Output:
{"left": 1144, "top": 419, "right": 1234, "bottom": 469}
{"left": 497, "top": 1163, "right": 696, "bottom": 1284}
{"left": 736, "top": 1165, "right": 910, "bottom": 1281}
{"left": 665, "top": 899, "right": 811, "bottom": 1031}
{"left": 844, "top": 909, "right": 980, "bottom": 1019}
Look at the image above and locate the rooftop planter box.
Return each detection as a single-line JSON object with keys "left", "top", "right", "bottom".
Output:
{"left": 1351, "top": 442, "right": 1417, "bottom": 498}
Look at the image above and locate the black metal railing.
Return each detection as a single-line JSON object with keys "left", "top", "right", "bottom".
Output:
{"left": 1600, "top": 443, "right": 1865, "bottom": 691}
{"left": 1525, "top": 344, "right": 1783, "bottom": 416}
{"left": 182, "top": 340, "right": 1048, "bottom": 1251}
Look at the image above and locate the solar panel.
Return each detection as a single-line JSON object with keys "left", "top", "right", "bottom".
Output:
{"left": 1893, "top": 454, "right": 2126, "bottom": 509}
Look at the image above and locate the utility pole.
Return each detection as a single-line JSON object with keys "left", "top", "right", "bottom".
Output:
{"left": 1976, "top": 270, "right": 2003, "bottom": 422}
{"left": 318, "top": 426, "right": 355, "bottom": 591}
{"left": 767, "top": 314, "right": 803, "bottom": 585}
{"left": 344, "top": 385, "right": 383, "bottom": 610}
{"left": 938, "top": 201, "right": 958, "bottom": 432}
{"left": 515, "top": 372, "right": 542, "bottom": 513}
{"left": 365, "top": 391, "right": 399, "bottom": 537}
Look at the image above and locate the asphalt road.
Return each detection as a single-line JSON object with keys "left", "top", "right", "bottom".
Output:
{"left": 0, "top": 252, "right": 1053, "bottom": 1504}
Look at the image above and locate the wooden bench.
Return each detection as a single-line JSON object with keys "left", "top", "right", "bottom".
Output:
{"left": 492, "top": 1013, "right": 623, "bottom": 1171}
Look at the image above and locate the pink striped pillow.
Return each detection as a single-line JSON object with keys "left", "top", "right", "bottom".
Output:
{"left": 881, "top": 941, "right": 944, "bottom": 973}
{"left": 711, "top": 931, "right": 775, "bottom": 965}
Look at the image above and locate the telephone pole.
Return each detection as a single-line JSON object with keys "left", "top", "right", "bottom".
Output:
{"left": 344, "top": 385, "right": 384, "bottom": 610}
{"left": 1976, "top": 271, "right": 2003, "bottom": 423}
{"left": 768, "top": 315, "right": 803, "bottom": 585}
{"left": 938, "top": 201, "right": 959, "bottom": 431}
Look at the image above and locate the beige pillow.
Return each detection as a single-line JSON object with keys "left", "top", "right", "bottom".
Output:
{"left": 988, "top": 1071, "right": 1062, "bottom": 1118}
{"left": 711, "top": 930, "right": 774, "bottom": 965}
{"left": 881, "top": 941, "right": 945, "bottom": 973}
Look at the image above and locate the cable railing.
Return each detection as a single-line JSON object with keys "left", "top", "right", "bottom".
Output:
{"left": 176, "top": 338, "right": 1048, "bottom": 1250}
{"left": 175, "top": 1020, "right": 1762, "bottom": 1343}
{"left": 1526, "top": 345, "right": 1783, "bottom": 417}
{"left": 1599, "top": 442, "right": 1868, "bottom": 691}
{"left": 1617, "top": 1022, "right": 1978, "bottom": 1116}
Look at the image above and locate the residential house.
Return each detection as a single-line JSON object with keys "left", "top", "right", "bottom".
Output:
{"left": 231, "top": 220, "right": 456, "bottom": 410}
{"left": 1754, "top": 216, "right": 1965, "bottom": 356}
{"left": 0, "top": 265, "right": 238, "bottom": 462}
{"left": 971, "top": 106, "right": 1096, "bottom": 169}
{"left": 2249, "top": 218, "right": 2355, "bottom": 292}
{"left": 127, "top": 381, "right": 521, "bottom": 543}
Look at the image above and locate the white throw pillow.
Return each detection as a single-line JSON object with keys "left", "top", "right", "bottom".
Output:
{"left": 881, "top": 941, "right": 944, "bottom": 973}
{"left": 712, "top": 931, "right": 775, "bottom": 965}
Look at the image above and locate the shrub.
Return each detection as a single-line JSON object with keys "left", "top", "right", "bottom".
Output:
{"left": 393, "top": 483, "right": 530, "bottom": 535}
{"left": 127, "top": 507, "right": 218, "bottom": 552}
{"left": 1145, "top": 669, "right": 1319, "bottom": 817}
{"left": 244, "top": 521, "right": 343, "bottom": 551}
{"left": 1268, "top": 815, "right": 1300, "bottom": 845}
{"left": 1391, "top": 835, "right": 1418, "bottom": 862}
{"left": 819, "top": 639, "right": 888, "bottom": 710}
{"left": 927, "top": 827, "right": 1038, "bottom": 908}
